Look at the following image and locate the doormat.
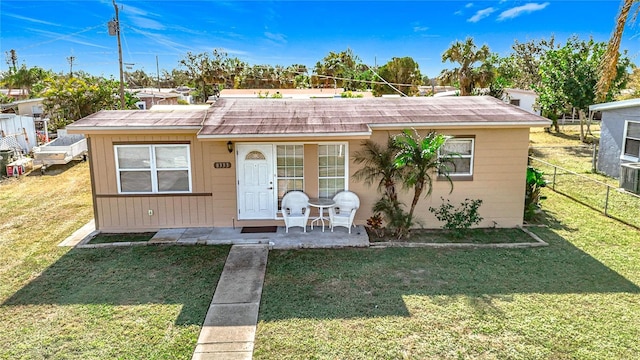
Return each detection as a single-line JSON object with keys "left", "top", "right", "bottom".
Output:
{"left": 240, "top": 226, "right": 278, "bottom": 233}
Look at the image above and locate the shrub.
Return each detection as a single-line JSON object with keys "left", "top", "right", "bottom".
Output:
{"left": 524, "top": 166, "right": 546, "bottom": 221}
{"left": 429, "top": 198, "right": 483, "bottom": 238}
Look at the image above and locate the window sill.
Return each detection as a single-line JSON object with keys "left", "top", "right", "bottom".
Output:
{"left": 438, "top": 175, "right": 473, "bottom": 182}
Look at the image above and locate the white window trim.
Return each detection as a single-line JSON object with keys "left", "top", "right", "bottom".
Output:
{"left": 114, "top": 144, "right": 192, "bottom": 194}
{"left": 439, "top": 138, "right": 474, "bottom": 178}
{"left": 621, "top": 120, "right": 640, "bottom": 162}
{"left": 318, "top": 142, "right": 349, "bottom": 198}
{"left": 275, "top": 143, "right": 305, "bottom": 217}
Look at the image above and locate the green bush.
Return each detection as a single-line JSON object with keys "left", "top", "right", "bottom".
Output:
{"left": 524, "top": 166, "right": 546, "bottom": 221}
{"left": 429, "top": 198, "right": 483, "bottom": 237}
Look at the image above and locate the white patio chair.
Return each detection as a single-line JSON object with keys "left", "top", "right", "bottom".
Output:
{"left": 281, "top": 191, "right": 311, "bottom": 233}
{"left": 328, "top": 191, "right": 360, "bottom": 233}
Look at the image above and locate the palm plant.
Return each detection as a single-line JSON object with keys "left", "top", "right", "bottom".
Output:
{"left": 440, "top": 37, "right": 493, "bottom": 96}
{"left": 353, "top": 138, "right": 401, "bottom": 203}
{"left": 393, "top": 129, "right": 454, "bottom": 220}
{"left": 597, "top": 0, "right": 638, "bottom": 102}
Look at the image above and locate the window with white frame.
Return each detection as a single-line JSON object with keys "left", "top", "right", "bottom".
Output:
{"left": 318, "top": 143, "right": 347, "bottom": 198}
{"left": 115, "top": 144, "right": 191, "bottom": 193}
{"left": 439, "top": 138, "right": 474, "bottom": 177}
{"left": 276, "top": 145, "right": 304, "bottom": 208}
{"left": 623, "top": 121, "right": 640, "bottom": 160}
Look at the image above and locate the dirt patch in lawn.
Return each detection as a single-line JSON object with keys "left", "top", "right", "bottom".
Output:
{"left": 88, "top": 232, "right": 156, "bottom": 244}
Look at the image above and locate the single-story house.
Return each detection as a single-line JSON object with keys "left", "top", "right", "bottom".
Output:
{"left": 67, "top": 96, "right": 550, "bottom": 233}
{"left": 135, "top": 92, "right": 180, "bottom": 110}
{"left": 503, "top": 88, "right": 540, "bottom": 115}
{"left": 589, "top": 98, "right": 640, "bottom": 178}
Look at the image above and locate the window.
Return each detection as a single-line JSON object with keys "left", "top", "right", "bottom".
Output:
{"left": 115, "top": 144, "right": 191, "bottom": 193}
{"left": 623, "top": 121, "right": 640, "bottom": 160}
{"left": 276, "top": 145, "right": 304, "bottom": 208}
{"left": 318, "top": 144, "right": 347, "bottom": 198}
{"left": 439, "top": 138, "right": 474, "bottom": 178}
{"left": 510, "top": 99, "right": 521, "bottom": 106}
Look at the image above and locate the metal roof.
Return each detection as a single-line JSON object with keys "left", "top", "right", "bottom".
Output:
{"left": 198, "top": 96, "right": 549, "bottom": 138}
{"left": 67, "top": 109, "right": 207, "bottom": 131}
{"left": 68, "top": 96, "right": 550, "bottom": 136}
{"left": 589, "top": 98, "right": 640, "bottom": 112}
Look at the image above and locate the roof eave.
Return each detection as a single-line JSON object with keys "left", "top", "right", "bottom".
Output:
{"left": 67, "top": 126, "right": 201, "bottom": 133}
{"left": 368, "top": 121, "right": 551, "bottom": 129}
{"left": 197, "top": 130, "right": 372, "bottom": 140}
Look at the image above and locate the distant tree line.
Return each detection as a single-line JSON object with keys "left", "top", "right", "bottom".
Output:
{"left": 0, "top": 31, "right": 636, "bottom": 138}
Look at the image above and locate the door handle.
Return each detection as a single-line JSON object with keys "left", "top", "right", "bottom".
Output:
{"left": 267, "top": 187, "right": 273, "bottom": 190}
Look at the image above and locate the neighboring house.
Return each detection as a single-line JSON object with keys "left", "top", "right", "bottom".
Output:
{"left": 0, "top": 89, "right": 30, "bottom": 101}
{"left": 589, "top": 98, "right": 640, "bottom": 178}
{"left": 135, "top": 92, "right": 180, "bottom": 110}
{"left": 0, "top": 97, "right": 45, "bottom": 117}
{"left": 67, "top": 96, "right": 550, "bottom": 233}
{"left": 503, "top": 88, "right": 540, "bottom": 115}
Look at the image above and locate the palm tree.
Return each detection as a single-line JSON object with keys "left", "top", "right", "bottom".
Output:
{"left": 393, "top": 129, "right": 454, "bottom": 220}
{"left": 352, "top": 138, "right": 401, "bottom": 203}
{"left": 597, "top": 0, "right": 638, "bottom": 102}
{"left": 440, "top": 37, "right": 493, "bottom": 96}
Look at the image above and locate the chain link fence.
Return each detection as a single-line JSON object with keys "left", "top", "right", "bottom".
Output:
{"left": 529, "top": 157, "right": 640, "bottom": 230}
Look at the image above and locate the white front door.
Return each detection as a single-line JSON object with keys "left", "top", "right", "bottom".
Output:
{"left": 237, "top": 144, "right": 275, "bottom": 219}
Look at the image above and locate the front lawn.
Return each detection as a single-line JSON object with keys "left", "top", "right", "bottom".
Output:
{"left": 254, "top": 190, "right": 640, "bottom": 359}
{"left": 0, "top": 163, "right": 230, "bottom": 359}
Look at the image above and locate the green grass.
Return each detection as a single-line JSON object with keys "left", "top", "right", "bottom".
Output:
{"left": 0, "top": 162, "right": 230, "bottom": 359}
{"left": 88, "top": 232, "right": 156, "bottom": 244}
{"left": 254, "top": 190, "right": 640, "bottom": 359}
{"left": 528, "top": 126, "right": 640, "bottom": 229}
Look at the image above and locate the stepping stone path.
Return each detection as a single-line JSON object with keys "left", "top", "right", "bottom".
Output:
{"left": 192, "top": 244, "right": 269, "bottom": 360}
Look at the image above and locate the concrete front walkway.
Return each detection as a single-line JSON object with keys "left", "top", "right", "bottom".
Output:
{"left": 192, "top": 244, "right": 269, "bottom": 360}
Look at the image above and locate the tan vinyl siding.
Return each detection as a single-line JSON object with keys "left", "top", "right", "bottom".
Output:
{"left": 88, "top": 126, "right": 530, "bottom": 231}
{"left": 88, "top": 134, "right": 221, "bottom": 231}
{"left": 348, "top": 128, "right": 529, "bottom": 228}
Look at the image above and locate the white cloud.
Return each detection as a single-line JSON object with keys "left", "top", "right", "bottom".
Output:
{"left": 468, "top": 7, "right": 496, "bottom": 23}
{"left": 413, "top": 26, "right": 429, "bottom": 32}
{"left": 264, "top": 32, "right": 287, "bottom": 44}
{"left": 27, "top": 28, "right": 109, "bottom": 49}
{"left": 498, "top": 2, "right": 550, "bottom": 21}
{"left": 5, "top": 13, "right": 60, "bottom": 27}
{"left": 465, "top": 3, "right": 474, "bottom": 8}
{"left": 129, "top": 16, "right": 165, "bottom": 30}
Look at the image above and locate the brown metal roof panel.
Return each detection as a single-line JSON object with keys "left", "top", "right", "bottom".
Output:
{"left": 69, "top": 109, "right": 207, "bottom": 128}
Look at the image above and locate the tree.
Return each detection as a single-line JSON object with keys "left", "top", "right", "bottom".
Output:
{"left": 125, "top": 69, "right": 153, "bottom": 88}
{"left": 1, "top": 64, "right": 50, "bottom": 98}
{"left": 38, "top": 74, "right": 131, "bottom": 130}
{"left": 536, "top": 37, "right": 630, "bottom": 138}
{"left": 312, "top": 49, "right": 372, "bottom": 91}
{"left": 372, "top": 57, "right": 421, "bottom": 96}
{"left": 353, "top": 138, "right": 401, "bottom": 204}
{"left": 439, "top": 37, "right": 493, "bottom": 96}
{"left": 393, "top": 129, "right": 454, "bottom": 221}
{"left": 179, "top": 49, "right": 243, "bottom": 102}
{"left": 499, "top": 37, "right": 556, "bottom": 90}
{"left": 597, "top": 0, "right": 638, "bottom": 102}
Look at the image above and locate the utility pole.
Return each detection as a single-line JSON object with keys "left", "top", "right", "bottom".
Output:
{"left": 110, "top": 0, "right": 126, "bottom": 109}
{"left": 67, "top": 55, "right": 75, "bottom": 77}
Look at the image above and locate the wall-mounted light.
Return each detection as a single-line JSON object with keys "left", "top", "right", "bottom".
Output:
{"left": 227, "top": 141, "right": 234, "bottom": 153}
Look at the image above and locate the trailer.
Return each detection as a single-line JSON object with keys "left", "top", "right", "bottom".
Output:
{"left": 33, "top": 133, "right": 87, "bottom": 173}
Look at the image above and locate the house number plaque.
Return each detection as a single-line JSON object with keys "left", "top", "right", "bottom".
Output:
{"left": 214, "top": 162, "right": 232, "bottom": 169}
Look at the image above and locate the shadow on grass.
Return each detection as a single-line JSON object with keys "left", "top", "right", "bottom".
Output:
{"left": 2, "top": 245, "right": 229, "bottom": 325}
{"left": 259, "top": 224, "right": 639, "bottom": 321}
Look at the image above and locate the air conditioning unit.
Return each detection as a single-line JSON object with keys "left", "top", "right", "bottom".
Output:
{"left": 620, "top": 162, "right": 640, "bottom": 194}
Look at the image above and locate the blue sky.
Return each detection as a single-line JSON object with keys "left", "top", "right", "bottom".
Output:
{"left": 1, "top": 1, "right": 638, "bottom": 80}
